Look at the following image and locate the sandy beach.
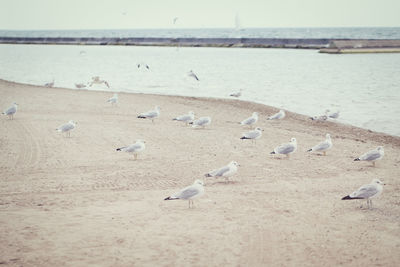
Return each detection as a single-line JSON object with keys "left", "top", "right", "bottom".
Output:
{"left": 0, "top": 79, "right": 399, "bottom": 266}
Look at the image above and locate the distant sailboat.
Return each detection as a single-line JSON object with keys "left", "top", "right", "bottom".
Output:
{"left": 235, "top": 13, "right": 243, "bottom": 31}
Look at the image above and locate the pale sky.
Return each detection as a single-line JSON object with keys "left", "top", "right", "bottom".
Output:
{"left": 0, "top": 0, "right": 399, "bottom": 30}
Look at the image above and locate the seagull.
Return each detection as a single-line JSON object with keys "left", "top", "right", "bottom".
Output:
{"left": 240, "top": 112, "right": 258, "bottom": 128}
{"left": 116, "top": 140, "right": 146, "bottom": 160}
{"left": 267, "top": 110, "right": 285, "bottom": 120}
{"left": 342, "top": 179, "right": 385, "bottom": 209}
{"left": 326, "top": 109, "right": 340, "bottom": 119}
{"left": 307, "top": 134, "right": 332, "bottom": 156}
{"left": 2, "top": 102, "right": 18, "bottom": 120}
{"left": 230, "top": 89, "right": 243, "bottom": 98}
{"left": 137, "top": 106, "right": 160, "bottom": 123}
{"left": 204, "top": 161, "right": 239, "bottom": 183}
{"left": 107, "top": 93, "right": 118, "bottom": 106}
{"left": 89, "top": 76, "right": 110, "bottom": 88}
{"left": 188, "top": 70, "right": 199, "bottom": 81}
{"left": 56, "top": 120, "right": 77, "bottom": 137}
{"left": 240, "top": 127, "right": 263, "bottom": 144}
{"left": 270, "top": 138, "right": 297, "bottom": 158}
{"left": 189, "top": 116, "right": 211, "bottom": 128}
{"left": 310, "top": 115, "right": 328, "bottom": 122}
{"left": 173, "top": 111, "right": 195, "bottom": 125}
{"left": 164, "top": 179, "right": 205, "bottom": 208}
{"left": 44, "top": 80, "right": 54, "bottom": 88}
{"left": 75, "top": 83, "right": 87, "bottom": 89}
{"left": 354, "top": 146, "right": 384, "bottom": 167}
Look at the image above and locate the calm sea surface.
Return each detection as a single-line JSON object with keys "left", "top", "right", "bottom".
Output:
{"left": 1, "top": 28, "right": 399, "bottom": 136}
{"left": 1, "top": 27, "right": 400, "bottom": 39}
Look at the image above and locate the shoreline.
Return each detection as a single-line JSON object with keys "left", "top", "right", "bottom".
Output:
{"left": 1, "top": 79, "right": 399, "bottom": 266}
{"left": 3, "top": 78, "right": 400, "bottom": 141}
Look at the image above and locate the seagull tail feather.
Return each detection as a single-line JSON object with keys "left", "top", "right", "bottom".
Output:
{"left": 164, "top": 196, "right": 179, "bottom": 201}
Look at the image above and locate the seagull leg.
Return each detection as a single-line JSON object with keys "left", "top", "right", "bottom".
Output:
{"left": 323, "top": 151, "right": 326, "bottom": 156}
{"left": 372, "top": 162, "right": 376, "bottom": 167}
{"left": 134, "top": 154, "right": 137, "bottom": 160}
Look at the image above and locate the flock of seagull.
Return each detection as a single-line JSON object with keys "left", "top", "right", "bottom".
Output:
{"left": 2, "top": 90, "right": 386, "bottom": 209}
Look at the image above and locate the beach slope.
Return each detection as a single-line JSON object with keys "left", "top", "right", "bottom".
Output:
{"left": 0, "top": 79, "right": 399, "bottom": 266}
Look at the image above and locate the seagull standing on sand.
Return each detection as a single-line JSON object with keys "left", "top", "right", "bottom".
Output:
{"left": 2, "top": 102, "right": 18, "bottom": 120}
{"left": 240, "top": 127, "right": 263, "bottom": 144}
{"left": 205, "top": 161, "right": 239, "bottom": 183}
{"left": 342, "top": 179, "right": 385, "bottom": 209}
{"left": 107, "top": 93, "right": 118, "bottom": 106}
{"left": 310, "top": 115, "right": 328, "bottom": 122}
{"left": 173, "top": 111, "right": 195, "bottom": 125}
{"left": 354, "top": 146, "right": 384, "bottom": 167}
{"left": 270, "top": 138, "right": 297, "bottom": 158}
{"left": 230, "top": 89, "right": 243, "bottom": 98}
{"left": 164, "top": 179, "right": 205, "bottom": 208}
{"left": 326, "top": 109, "right": 340, "bottom": 119}
{"left": 189, "top": 116, "right": 211, "bottom": 128}
{"left": 188, "top": 70, "right": 199, "bottom": 81}
{"left": 56, "top": 120, "right": 77, "bottom": 137}
{"left": 116, "top": 140, "right": 146, "bottom": 160}
{"left": 75, "top": 83, "right": 87, "bottom": 89}
{"left": 267, "top": 110, "right": 285, "bottom": 120}
{"left": 240, "top": 112, "right": 258, "bottom": 128}
{"left": 137, "top": 106, "right": 160, "bottom": 123}
{"left": 307, "top": 134, "right": 332, "bottom": 156}
{"left": 44, "top": 80, "right": 54, "bottom": 88}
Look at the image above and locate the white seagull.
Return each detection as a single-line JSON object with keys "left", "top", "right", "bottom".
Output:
{"left": 2, "top": 102, "right": 18, "bottom": 120}
{"left": 89, "top": 76, "right": 110, "bottom": 88}
{"left": 116, "top": 140, "right": 146, "bottom": 160}
{"left": 189, "top": 116, "right": 211, "bottom": 128}
{"left": 325, "top": 109, "right": 340, "bottom": 119}
{"left": 173, "top": 111, "right": 195, "bottom": 125}
{"left": 137, "top": 106, "right": 160, "bottom": 123}
{"left": 188, "top": 70, "right": 199, "bottom": 81}
{"left": 270, "top": 138, "right": 297, "bottom": 158}
{"left": 230, "top": 89, "right": 243, "bottom": 98}
{"left": 354, "top": 146, "right": 384, "bottom": 167}
{"left": 107, "top": 93, "right": 118, "bottom": 106}
{"left": 75, "top": 83, "right": 87, "bottom": 89}
{"left": 56, "top": 120, "right": 77, "bottom": 137}
{"left": 44, "top": 80, "right": 54, "bottom": 88}
{"left": 307, "top": 133, "right": 333, "bottom": 156}
{"left": 240, "top": 112, "right": 258, "bottom": 128}
{"left": 205, "top": 161, "right": 239, "bottom": 183}
{"left": 240, "top": 127, "right": 263, "bottom": 144}
{"left": 164, "top": 179, "right": 205, "bottom": 208}
{"left": 342, "top": 179, "right": 385, "bottom": 209}
{"left": 267, "top": 109, "right": 285, "bottom": 120}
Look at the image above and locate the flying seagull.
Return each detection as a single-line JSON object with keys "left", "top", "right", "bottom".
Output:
{"left": 188, "top": 70, "right": 199, "bottom": 81}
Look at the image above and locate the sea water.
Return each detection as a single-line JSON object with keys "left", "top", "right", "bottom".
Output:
{"left": 0, "top": 44, "right": 399, "bottom": 136}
